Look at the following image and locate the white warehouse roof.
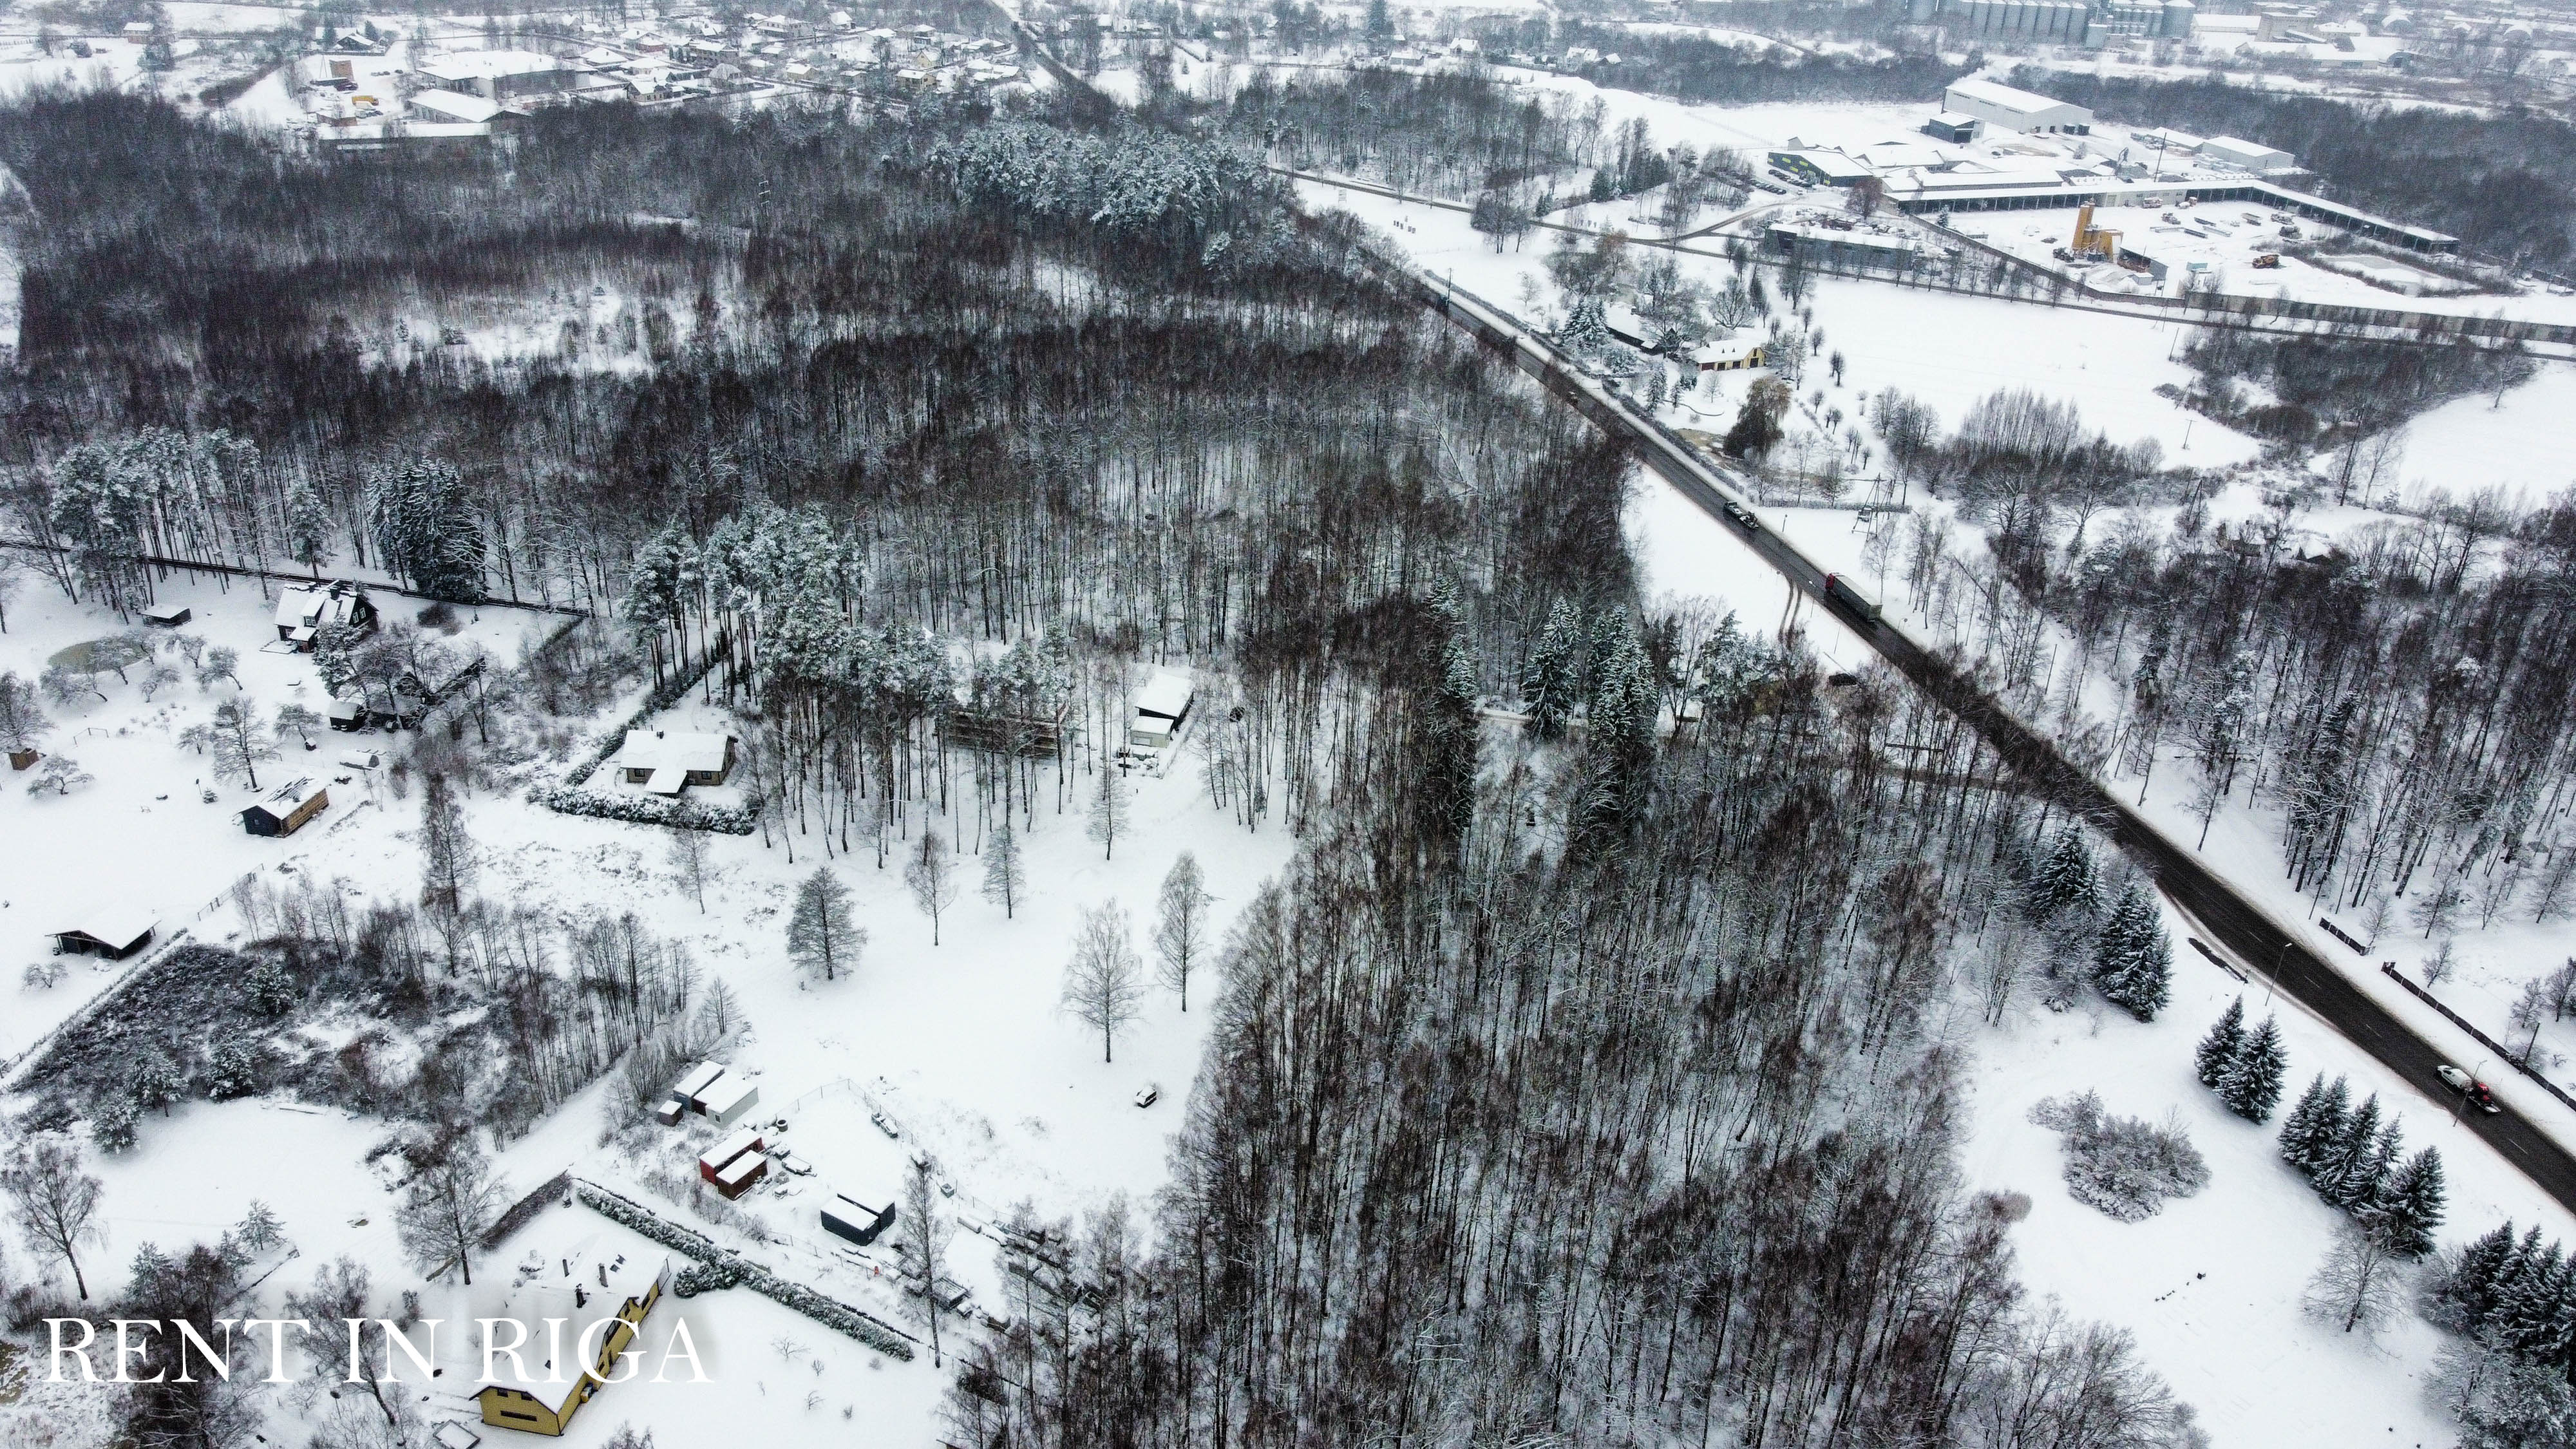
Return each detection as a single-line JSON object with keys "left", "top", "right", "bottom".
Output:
{"left": 418, "top": 49, "right": 563, "bottom": 82}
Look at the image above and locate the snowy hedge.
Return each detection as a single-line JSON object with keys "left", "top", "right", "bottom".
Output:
{"left": 573, "top": 1180, "right": 914, "bottom": 1359}
{"left": 529, "top": 783, "right": 759, "bottom": 835}
{"left": 480, "top": 1170, "right": 572, "bottom": 1251}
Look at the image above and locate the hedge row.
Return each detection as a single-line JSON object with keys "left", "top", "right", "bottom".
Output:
{"left": 529, "top": 783, "right": 761, "bottom": 835}
{"left": 574, "top": 1180, "right": 915, "bottom": 1359}
{"left": 481, "top": 1170, "right": 573, "bottom": 1251}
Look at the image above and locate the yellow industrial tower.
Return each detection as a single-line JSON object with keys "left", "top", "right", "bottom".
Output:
{"left": 2071, "top": 202, "right": 2120, "bottom": 261}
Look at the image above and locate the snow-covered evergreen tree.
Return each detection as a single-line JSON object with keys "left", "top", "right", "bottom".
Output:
{"left": 130, "top": 1048, "right": 183, "bottom": 1115}
{"left": 2090, "top": 883, "right": 2171, "bottom": 1019}
{"left": 2316, "top": 1093, "right": 2386, "bottom": 1206}
{"left": 2219, "top": 1015, "right": 2288, "bottom": 1122}
{"left": 2278, "top": 1074, "right": 2350, "bottom": 1179}
{"left": 284, "top": 476, "right": 332, "bottom": 576}
{"left": 2027, "top": 824, "right": 2099, "bottom": 923}
{"left": 1521, "top": 598, "right": 1584, "bottom": 739}
{"left": 90, "top": 1095, "right": 138, "bottom": 1152}
{"left": 2374, "top": 1146, "right": 2447, "bottom": 1258}
{"left": 236, "top": 1199, "right": 285, "bottom": 1254}
{"left": 246, "top": 958, "right": 296, "bottom": 1017}
{"left": 366, "top": 459, "right": 486, "bottom": 601}
{"left": 2195, "top": 997, "right": 2246, "bottom": 1088}
{"left": 205, "top": 1039, "right": 260, "bottom": 1101}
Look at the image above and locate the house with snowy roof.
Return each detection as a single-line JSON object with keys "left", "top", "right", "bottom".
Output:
{"left": 615, "top": 730, "right": 738, "bottom": 794}
{"left": 473, "top": 1240, "right": 669, "bottom": 1436}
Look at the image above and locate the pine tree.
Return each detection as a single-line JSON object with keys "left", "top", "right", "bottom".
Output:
{"left": 2338, "top": 1119, "right": 2404, "bottom": 1213}
{"left": 2496, "top": 1247, "right": 2575, "bottom": 1363}
{"left": 130, "top": 1050, "right": 183, "bottom": 1115}
{"left": 2195, "top": 997, "right": 2246, "bottom": 1088}
{"left": 2373, "top": 1146, "right": 2447, "bottom": 1258}
{"left": 2436, "top": 1220, "right": 2521, "bottom": 1332}
{"left": 1521, "top": 598, "right": 1583, "bottom": 739}
{"left": 1569, "top": 619, "right": 1660, "bottom": 860}
{"left": 2318, "top": 1094, "right": 2385, "bottom": 1206}
{"left": 981, "top": 821, "right": 1025, "bottom": 919}
{"left": 236, "top": 1200, "right": 285, "bottom": 1254}
{"left": 246, "top": 958, "right": 296, "bottom": 1017}
{"left": 2092, "top": 884, "right": 2172, "bottom": 1020}
{"left": 205, "top": 1040, "right": 260, "bottom": 1101}
{"left": 91, "top": 1095, "right": 138, "bottom": 1152}
{"left": 2219, "top": 1015, "right": 2288, "bottom": 1122}
{"left": 1422, "top": 592, "right": 1481, "bottom": 850}
{"left": 284, "top": 477, "right": 332, "bottom": 577}
{"left": 421, "top": 772, "right": 475, "bottom": 909}
{"left": 2029, "top": 824, "right": 2100, "bottom": 923}
{"left": 2278, "top": 1074, "right": 2350, "bottom": 1179}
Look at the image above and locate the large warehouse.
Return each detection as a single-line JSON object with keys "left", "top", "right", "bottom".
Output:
{"left": 1942, "top": 79, "right": 2093, "bottom": 135}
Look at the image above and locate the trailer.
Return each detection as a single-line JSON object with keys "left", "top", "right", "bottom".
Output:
{"left": 1824, "top": 573, "right": 1882, "bottom": 621}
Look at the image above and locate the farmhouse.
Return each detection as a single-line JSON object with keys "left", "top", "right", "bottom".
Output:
{"left": 473, "top": 1244, "right": 668, "bottom": 1436}
{"left": 274, "top": 582, "right": 377, "bottom": 650}
{"left": 1129, "top": 672, "right": 1196, "bottom": 748}
{"left": 1692, "top": 336, "right": 1766, "bottom": 371}
{"left": 52, "top": 907, "right": 158, "bottom": 959}
{"left": 240, "top": 779, "right": 330, "bottom": 837}
{"left": 616, "top": 730, "right": 737, "bottom": 794}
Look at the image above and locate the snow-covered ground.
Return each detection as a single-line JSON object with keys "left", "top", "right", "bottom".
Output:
{"left": 0, "top": 559, "right": 1294, "bottom": 1446}
{"left": 1300, "top": 173, "right": 2264, "bottom": 471}
{"left": 1631, "top": 441, "right": 2576, "bottom": 1448}
{"left": 0, "top": 573, "right": 554, "bottom": 1070}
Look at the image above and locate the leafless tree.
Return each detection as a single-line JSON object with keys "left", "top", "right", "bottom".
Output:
{"left": 1, "top": 1133, "right": 104, "bottom": 1299}
{"left": 395, "top": 1143, "right": 507, "bottom": 1285}
{"left": 906, "top": 829, "right": 960, "bottom": 945}
{"left": 667, "top": 827, "right": 711, "bottom": 913}
{"left": 904, "top": 1160, "right": 952, "bottom": 1367}
{"left": 1152, "top": 851, "right": 1214, "bottom": 1011}
{"left": 2304, "top": 1221, "right": 2405, "bottom": 1335}
{"left": 1062, "top": 900, "right": 1145, "bottom": 1063}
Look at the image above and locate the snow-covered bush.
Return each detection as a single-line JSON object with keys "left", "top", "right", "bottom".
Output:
{"left": 89, "top": 1095, "right": 138, "bottom": 1152}
{"left": 528, "top": 783, "right": 759, "bottom": 835}
{"left": 2029, "top": 1092, "right": 2210, "bottom": 1222}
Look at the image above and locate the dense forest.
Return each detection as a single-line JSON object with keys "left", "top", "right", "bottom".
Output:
{"left": 0, "top": 85, "right": 2224, "bottom": 1448}
{"left": 2005, "top": 69, "right": 2576, "bottom": 270}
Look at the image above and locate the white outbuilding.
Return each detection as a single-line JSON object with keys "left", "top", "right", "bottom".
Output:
{"left": 1941, "top": 79, "right": 2092, "bottom": 135}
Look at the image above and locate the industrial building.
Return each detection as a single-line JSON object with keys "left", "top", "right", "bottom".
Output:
{"left": 1768, "top": 149, "right": 1875, "bottom": 187}
{"left": 2198, "top": 135, "right": 2298, "bottom": 174}
{"left": 1941, "top": 79, "right": 2093, "bottom": 135}
{"left": 1763, "top": 219, "right": 1922, "bottom": 273}
{"left": 1908, "top": 0, "right": 2193, "bottom": 44}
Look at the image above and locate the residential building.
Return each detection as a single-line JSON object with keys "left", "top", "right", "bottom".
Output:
{"left": 616, "top": 730, "right": 738, "bottom": 793}
{"left": 473, "top": 1245, "right": 669, "bottom": 1436}
{"left": 240, "top": 779, "right": 330, "bottom": 837}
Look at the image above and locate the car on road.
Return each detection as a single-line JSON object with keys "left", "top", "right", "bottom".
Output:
{"left": 2438, "top": 1064, "right": 2503, "bottom": 1113}
{"left": 1721, "top": 498, "right": 1759, "bottom": 530}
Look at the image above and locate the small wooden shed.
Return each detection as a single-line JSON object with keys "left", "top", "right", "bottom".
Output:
{"left": 140, "top": 604, "right": 191, "bottom": 627}
{"left": 241, "top": 779, "right": 329, "bottom": 837}
{"left": 53, "top": 908, "right": 158, "bottom": 959}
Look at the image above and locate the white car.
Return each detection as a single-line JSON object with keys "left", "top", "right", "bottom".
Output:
{"left": 1133, "top": 1084, "right": 1160, "bottom": 1109}
{"left": 2437, "top": 1065, "right": 2502, "bottom": 1113}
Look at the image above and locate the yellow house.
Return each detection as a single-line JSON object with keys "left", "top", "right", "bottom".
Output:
{"left": 475, "top": 1247, "right": 669, "bottom": 1437}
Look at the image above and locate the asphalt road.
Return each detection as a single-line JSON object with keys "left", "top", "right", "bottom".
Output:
{"left": 1396, "top": 266, "right": 2576, "bottom": 1215}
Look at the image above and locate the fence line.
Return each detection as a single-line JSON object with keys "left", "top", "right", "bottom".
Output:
{"left": 2379, "top": 963, "right": 2576, "bottom": 1116}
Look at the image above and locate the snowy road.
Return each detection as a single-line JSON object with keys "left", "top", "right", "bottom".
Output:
{"left": 1392, "top": 260, "right": 2576, "bottom": 1219}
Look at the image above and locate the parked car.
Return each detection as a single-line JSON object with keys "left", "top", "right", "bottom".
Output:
{"left": 2437, "top": 1064, "right": 2503, "bottom": 1113}
{"left": 871, "top": 1109, "right": 900, "bottom": 1139}
{"left": 1134, "top": 1084, "right": 1160, "bottom": 1109}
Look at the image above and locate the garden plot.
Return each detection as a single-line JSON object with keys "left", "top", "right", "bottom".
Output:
{"left": 0, "top": 573, "right": 554, "bottom": 1068}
